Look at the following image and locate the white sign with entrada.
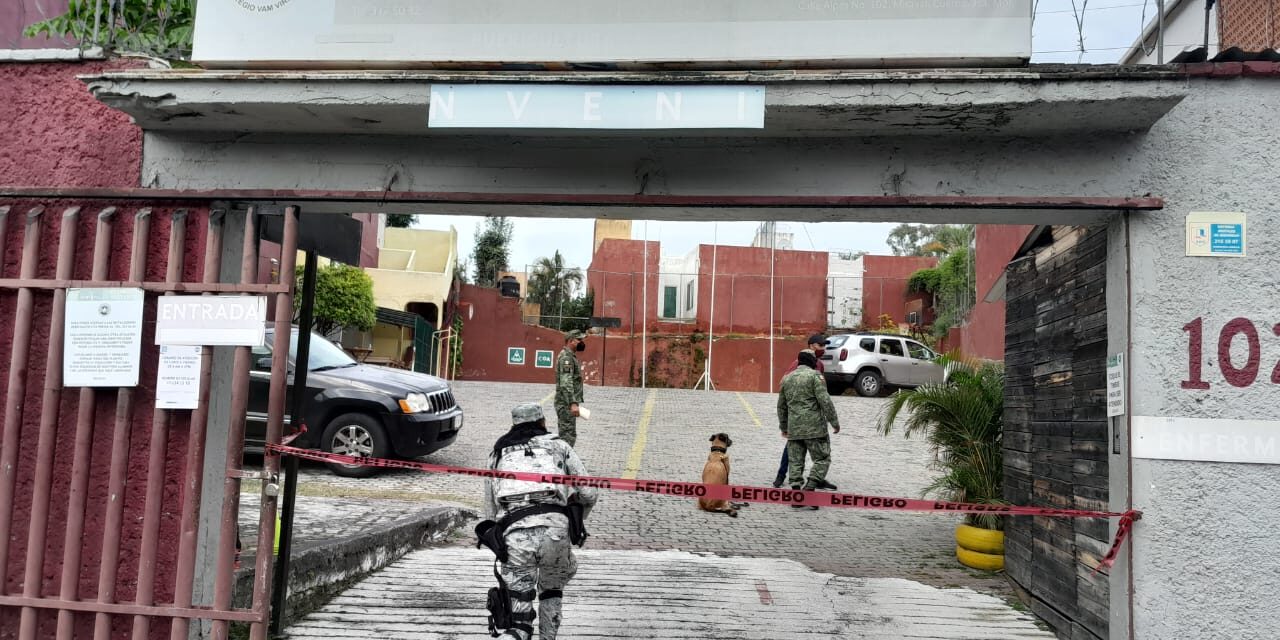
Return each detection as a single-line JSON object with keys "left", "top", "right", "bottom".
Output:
{"left": 193, "top": 0, "right": 1032, "bottom": 68}
{"left": 64, "top": 288, "right": 145, "bottom": 388}
{"left": 155, "top": 295, "right": 268, "bottom": 346}
{"left": 428, "top": 85, "right": 765, "bottom": 130}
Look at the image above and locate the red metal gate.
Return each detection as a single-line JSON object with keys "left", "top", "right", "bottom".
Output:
{"left": 0, "top": 200, "right": 296, "bottom": 640}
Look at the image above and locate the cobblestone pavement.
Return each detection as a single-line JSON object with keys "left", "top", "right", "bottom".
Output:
{"left": 263, "top": 380, "right": 1007, "bottom": 594}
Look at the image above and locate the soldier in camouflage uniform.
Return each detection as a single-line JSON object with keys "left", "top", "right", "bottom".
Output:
{"left": 484, "top": 403, "right": 598, "bottom": 640}
{"left": 554, "top": 330, "right": 586, "bottom": 446}
{"left": 777, "top": 350, "right": 841, "bottom": 510}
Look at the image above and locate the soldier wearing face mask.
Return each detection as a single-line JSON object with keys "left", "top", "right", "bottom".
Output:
{"left": 771, "top": 334, "right": 839, "bottom": 490}
{"left": 554, "top": 330, "right": 586, "bottom": 446}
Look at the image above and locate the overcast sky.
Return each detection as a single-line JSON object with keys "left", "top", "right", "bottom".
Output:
{"left": 413, "top": 3, "right": 1170, "bottom": 272}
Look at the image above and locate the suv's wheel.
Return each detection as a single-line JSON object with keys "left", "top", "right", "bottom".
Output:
{"left": 855, "top": 370, "right": 883, "bottom": 397}
{"left": 321, "top": 413, "right": 389, "bottom": 478}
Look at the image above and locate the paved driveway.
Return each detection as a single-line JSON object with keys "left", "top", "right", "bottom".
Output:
{"left": 277, "top": 380, "right": 1005, "bottom": 592}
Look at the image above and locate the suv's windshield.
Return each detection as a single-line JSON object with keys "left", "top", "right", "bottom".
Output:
{"left": 287, "top": 331, "right": 357, "bottom": 371}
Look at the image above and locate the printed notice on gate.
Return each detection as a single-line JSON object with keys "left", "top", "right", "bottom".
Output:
{"left": 156, "top": 345, "right": 203, "bottom": 409}
{"left": 64, "top": 288, "right": 145, "bottom": 387}
{"left": 1106, "top": 353, "right": 1125, "bottom": 417}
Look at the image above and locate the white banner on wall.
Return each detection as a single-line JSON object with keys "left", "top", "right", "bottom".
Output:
{"left": 193, "top": 0, "right": 1032, "bottom": 68}
{"left": 1132, "top": 416, "right": 1280, "bottom": 465}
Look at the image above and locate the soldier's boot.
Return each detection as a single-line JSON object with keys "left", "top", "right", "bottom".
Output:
{"left": 790, "top": 485, "right": 819, "bottom": 510}
{"left": 816, "top": 479, "right": 838, "bottom": 491}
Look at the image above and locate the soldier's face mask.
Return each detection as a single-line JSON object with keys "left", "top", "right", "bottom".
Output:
{"left": 575, "top": 340, "right": 586, "bottom": 352}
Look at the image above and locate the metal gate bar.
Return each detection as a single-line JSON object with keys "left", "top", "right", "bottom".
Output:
{"left": 170, "top": 210, "right": 225, "bottom": 640}
{"left": 18, "top": 206, "right": 81, "bottom": 640}
{"left": 94, "top": 208, "right": 152, "bottom": 640}
{"left": 56, "top": 207, "right": 118, "bottom": 640}
{"left": 0, "top": 206, "right": 44, "bottom": 587}
{"left": 0, "top": 200, "right": 296, "bottom": 639}
{"left": 211, "top": 208, "right": 264, "bottom": 640}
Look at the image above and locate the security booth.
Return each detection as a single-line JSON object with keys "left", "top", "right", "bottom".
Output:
{"left": 1, "top": 1, "right": 1278, "bottom": 639}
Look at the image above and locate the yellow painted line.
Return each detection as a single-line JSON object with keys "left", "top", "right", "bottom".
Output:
{"left": 736, "top": 392, "right": 763, "bottom": 429}
{"left": 539, "top": 391, "right": 555, "bottom": 405}
{"left": 622, "top": 390, "right": 658, "bottom": 479}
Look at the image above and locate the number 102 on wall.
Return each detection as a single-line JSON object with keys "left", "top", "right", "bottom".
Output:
{"left": 1181, "top": 317, "right": 1280, "bottom": 390}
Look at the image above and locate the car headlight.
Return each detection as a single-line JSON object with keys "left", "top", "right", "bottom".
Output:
{"left": 399, "top": 393, "right": 429, "bottom": 413}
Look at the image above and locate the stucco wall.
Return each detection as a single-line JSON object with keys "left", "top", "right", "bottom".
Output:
{"left": 0, "top": 60, "right": 143, "bottom": 188}
{"left": 1113, "top": 75, "right": 1280, "bottom": 640}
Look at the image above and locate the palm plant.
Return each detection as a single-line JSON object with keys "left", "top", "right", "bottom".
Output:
{"left": 528, "top": 251, "right": 584, "bottom": 330}
{"left": 878, "top": 357, "right": 1006, "bottom": 529}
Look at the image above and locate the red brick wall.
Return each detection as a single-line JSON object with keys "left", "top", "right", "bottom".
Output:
{"left": 861, "top": 256, "right": 938, "bottom": 325}
{"left": 1220, "top": 0, "right": 1280, "bottom": 50}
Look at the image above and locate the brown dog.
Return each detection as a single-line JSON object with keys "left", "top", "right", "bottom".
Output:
{"left": 698, "top": 433, "right": 739, "bottom": 517}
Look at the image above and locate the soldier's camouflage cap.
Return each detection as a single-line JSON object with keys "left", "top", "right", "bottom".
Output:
{"left": 511, "top": 402, "right": 545, "bottom": 425}
{"left": 565, "top": 330, "right": 586, "bottom": 340}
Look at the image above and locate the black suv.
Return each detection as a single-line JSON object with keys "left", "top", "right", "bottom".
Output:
{"left": 246, "top": 328, "right": 463, "bottom": 477}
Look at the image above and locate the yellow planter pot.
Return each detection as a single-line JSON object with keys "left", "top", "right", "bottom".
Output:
{"left": 956, "top": 545, "right": 1005, "bottom": 571}
{"left": 955, "top": 523, "right": 1005, "bottom": 554}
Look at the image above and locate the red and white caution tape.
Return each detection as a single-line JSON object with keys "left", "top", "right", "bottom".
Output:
{"left": 266, "top": 441, "right": 1140, "bottom": 572}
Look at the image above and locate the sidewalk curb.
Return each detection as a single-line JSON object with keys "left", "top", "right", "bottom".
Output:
{"left": 235, "top": 505, "right": 478, "bottom": 625}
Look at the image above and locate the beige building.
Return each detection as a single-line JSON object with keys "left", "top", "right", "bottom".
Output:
{"left": 365, "top": 226, "right": 458, "bottom": 368}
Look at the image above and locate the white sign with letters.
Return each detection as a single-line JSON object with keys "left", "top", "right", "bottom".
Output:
{"left": 155, "top": 295, "right": 267, "bottom": 346}
{"left": 1133, "top": 416, "right": 1280, "bottom": 465}
{"left": 64, "top": 288, "right": 145, "bottom": 388}
{"left": 1106, "top": 353, "right": 1125, "bottom": 417}
{"left": 156, "top": 345, "right": 203, "bottom": 410}
{"left": 428, "top": 84, "right": 765, "bottom": 130}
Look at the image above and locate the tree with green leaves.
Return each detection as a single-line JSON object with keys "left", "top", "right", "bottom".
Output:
{"left": 295, "top": 263, "right": 377, "bottom": 337}
{"left": 471, "top": 216, "right": 513, "bottom": 287}
{"left": 879, "top": 358, "right": 1006, "bottom": 530}
{"left": 907, "top": 246, "right": 976, "bottom": 338}
{"left": 24, "top": 0, "right": 194, "bottom": 60}
{"left": 887, "top": 224, "right": 973, "bottom": 257}
{"left": 528, "top": 250, "right": 584, "bottom": 329}
{"left": 385, "top": 214, "right": 416, "bottom": 229}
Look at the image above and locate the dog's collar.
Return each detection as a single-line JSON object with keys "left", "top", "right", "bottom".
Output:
{"left": 710, "top": 446, "right": 728, "bottom": 453}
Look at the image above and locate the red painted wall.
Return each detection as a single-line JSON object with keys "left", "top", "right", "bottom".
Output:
{"left": 861, "top": 255, "right": 938, "bottom": 325}
{"left": 588, "top": 239, "right": 828, "bottom": 336}
{"left": 942, "top": 224, "right": 1034, "bottom": 360}
{"left": 696, "top": 244, "right": 827, "bottom": 335}
{"left": 456, "top": 284, "right": 570, "bottom": 384}
{"left": 0, "top": 201, "right": 211, "bottom": 638}
{"left": 458, "top": 282, "right": 810, "bottom": 392}
{"left": 587, "top": 238, "right": 658, "bottom": 334}
{"left": 0, "top": 60, "right": 144, "bottom": 189}
{"left": 0, "top": 1, "right": 74, "bottom": 49}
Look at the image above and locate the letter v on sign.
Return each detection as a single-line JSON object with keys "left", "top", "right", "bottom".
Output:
{"left": 506, "top": 91, "right": 532, "bottom": 120}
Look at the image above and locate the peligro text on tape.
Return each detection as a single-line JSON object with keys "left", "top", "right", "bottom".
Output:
{"left": 265, "top": 442, "right": 1140, "bottom": 571}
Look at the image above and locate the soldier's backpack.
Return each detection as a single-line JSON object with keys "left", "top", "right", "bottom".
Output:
{"left": 491, "top": 437, "right": 570, "bottom": 507}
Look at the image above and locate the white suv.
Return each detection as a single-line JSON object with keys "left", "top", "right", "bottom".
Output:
{"left": 820, "top": 333, "right": 944, "bottom": 397}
